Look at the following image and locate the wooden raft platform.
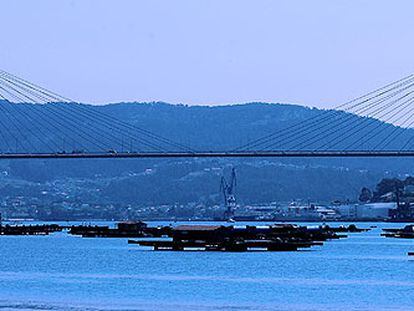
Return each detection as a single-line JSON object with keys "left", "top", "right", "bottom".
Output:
{"left": 130, "top": 224, "right": 350, "bottom": 252}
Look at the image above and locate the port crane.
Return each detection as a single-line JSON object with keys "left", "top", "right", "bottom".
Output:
{"left": 220, "top": 168, "right": 237, "bottom": 221}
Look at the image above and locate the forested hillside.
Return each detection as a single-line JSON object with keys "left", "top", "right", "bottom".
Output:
{"left": 0, "top": 101, "right": 413, "bottom": 204}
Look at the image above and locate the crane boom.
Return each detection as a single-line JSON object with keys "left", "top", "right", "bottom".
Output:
{"left": 220, "top": 168, "right": 237, "bottom": 221}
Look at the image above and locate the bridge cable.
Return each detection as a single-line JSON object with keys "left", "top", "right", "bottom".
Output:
{"left": 0, "top": 69, "right": 194, "bottom": 152}
{"left": 261, "top": 80, "right": 414, "bottom": 151}
{"left": 234, "top": 73, "right": 414, "bottom": 151}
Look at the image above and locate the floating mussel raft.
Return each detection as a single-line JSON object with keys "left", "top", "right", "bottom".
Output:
{"left": 382, "top": 225, "right": 414, "bottom": 256}
{"left": 130, "top": 224, "right": 367, "bottom": 252}
{"left": 382, "top": 225, "right": 414, "bottom": 239}
{"left": 0, "top": 221, "right": 369, "bottom": 253}
{"left": 0, "top": 224, "right": 62, "bottom": 235}
{"left": 68, "top": 221, "right": 171, "bottom": 237}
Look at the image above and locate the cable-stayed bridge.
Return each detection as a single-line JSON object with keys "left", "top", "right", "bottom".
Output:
{"left": 1, "top": 69, "right": 414, "bottom": 159}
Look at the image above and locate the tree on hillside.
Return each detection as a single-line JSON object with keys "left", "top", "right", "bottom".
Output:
{"left": 372, "top": 178, "right": 404, "bottom": 201}
{"left": 359, "top": 187, "right": 372, "bottom": 203}
{"left": 404, "top": 176, "right": 414, "bottom": 186}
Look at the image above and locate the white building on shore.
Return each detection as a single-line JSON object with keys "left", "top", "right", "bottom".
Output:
{"left": 332, "top": 202, "right": 397, "bottom": 220}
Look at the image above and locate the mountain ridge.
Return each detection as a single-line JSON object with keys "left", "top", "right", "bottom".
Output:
{"left": 0, "top": 101, "right": 413, "bottom": 205}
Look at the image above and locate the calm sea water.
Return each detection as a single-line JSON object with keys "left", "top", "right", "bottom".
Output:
{"left": 0, "top": 221, "right": 413, "bottom": 311}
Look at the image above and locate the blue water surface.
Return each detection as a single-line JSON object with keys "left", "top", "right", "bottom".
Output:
{"left": 0, "top": 221, "right": 413, "bottom": 310}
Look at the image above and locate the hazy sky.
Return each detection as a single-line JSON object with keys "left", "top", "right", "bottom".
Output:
{"left": 1, "top": 0, "right": 413, "bottom": 107}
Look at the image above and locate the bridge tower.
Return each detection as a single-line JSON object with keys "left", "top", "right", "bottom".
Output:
{"left": 220, "top": 168, "right": 237, "bottom": 221}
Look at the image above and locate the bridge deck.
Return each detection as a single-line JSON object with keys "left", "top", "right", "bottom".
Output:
{"left": 1, "top": 151, "right": 414, "bottom": 159}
